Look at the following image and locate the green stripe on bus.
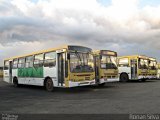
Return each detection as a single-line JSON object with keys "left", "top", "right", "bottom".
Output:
{"left": 18, "top": 67, "right": 43, "bottom": 78}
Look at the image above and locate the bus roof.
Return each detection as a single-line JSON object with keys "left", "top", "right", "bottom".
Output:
{"left": 118, "top": 55, "right": 149, "bottom": 59}
{"left": 93, "top": 50, "right": 117, "bottom": 56}
{"left": 93, "top": 50, "right": 117, "bottom": 53}
{"left": 4, "top": 45, "right": 91, "bottom": 61}
{"left": 149, "top": 57, "right": 157, "bottom": 61}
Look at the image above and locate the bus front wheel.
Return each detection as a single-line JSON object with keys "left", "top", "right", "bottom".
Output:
{"left": 120, "top": 73, "right": 129, "bottom": 82}
{"left": 141, "top": 79, "right": 146, "bottom": 82}
{"left": 45, "top": 78, "right": 54, "bottom": 92}
{"left": 13, "top": 77, "right": 19, "bottom": 87}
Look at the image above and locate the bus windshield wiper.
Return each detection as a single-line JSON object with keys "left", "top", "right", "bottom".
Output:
{"left": 81, "top": 53, "right": 86, "bottom": 66}
{"left": 112, "top": 63, "right": 117, "bottom": 69}
{"left": 75, "top": 51, "right": 82, "bottom": 63}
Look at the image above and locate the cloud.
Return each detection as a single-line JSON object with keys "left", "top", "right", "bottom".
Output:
{"left": 0, "top": 0, "right": 160, "bottom": 65}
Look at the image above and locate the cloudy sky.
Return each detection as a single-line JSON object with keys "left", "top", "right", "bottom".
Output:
{"left": 0, "top": 0, "right": 160, "bottom": 66}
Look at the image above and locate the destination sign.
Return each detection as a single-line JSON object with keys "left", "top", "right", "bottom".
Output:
{"left": 68, "top": 46, "right": 92, "bottom": 52}
{"left": 138, "top": 55, "right": 148, "bottom": 59}
{"left": 101, "top": 50, "right": 117, "bottom": 56}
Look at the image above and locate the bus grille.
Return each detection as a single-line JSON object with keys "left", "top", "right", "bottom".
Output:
{"left": 85, "top": 77, "right": 90, "bottom": 80}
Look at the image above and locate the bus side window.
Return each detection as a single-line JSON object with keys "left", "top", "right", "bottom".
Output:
{"left": 18, "top": 58, "right": 25, "bottom": 68}
{"left": 13, "top": 59, "right": 18, "bottom": 69}
{"left": 4, "top": 61, "right": 9, "bottom": 70}
{"left": 34, "top": 54, "right": 44, "bottom": 67}
{"left": 44, "top": 52, "right": 56, "bottom": 67}
{"left": 26, "top": 56, "right": 33, "bottom": 68}
{"left": 118, "top": 58, "right": 129, "bottom": 67}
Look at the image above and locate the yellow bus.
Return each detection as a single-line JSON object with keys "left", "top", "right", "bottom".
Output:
{"left": 148, "top": 57, "right": 157, "bottom": 79}
{"left": 3, "top": 45, "right": 95, "bottom": 91}
{"left": 94, "top": 50, "right": 119, "bottom": 86}
{"left": 157, "top": 63, "right": 160, "bottom": 79}
{"left": 118, "top": 55, "right": 149, "bottom": 82}
{"left": 0, "top": 67, "right": 3, "bottom": 78}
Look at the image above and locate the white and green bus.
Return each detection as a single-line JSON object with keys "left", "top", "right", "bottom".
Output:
{"left": 3, "top": 45, "right": 95, "bottom": 91}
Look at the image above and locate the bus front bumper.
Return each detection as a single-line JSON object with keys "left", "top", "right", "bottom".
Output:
{"left": 147, "top": 75, "right": 157, "bottom": 79}
{"left": 138, "top": 75, "right": 148, "bottom": 79}
{"left": 68, "top": 79, "right": 95, "bottom": 87}
{"left": 99, "top": 78, "right": 107, "bottom": 84}
{"left": 107, "top": 78, "right": 119, "bottom": 82}
{"left": 99, "top": 77, "right": 119, "bottom": 84}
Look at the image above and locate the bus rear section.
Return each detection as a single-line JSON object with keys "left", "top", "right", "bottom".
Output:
{"left": 94, "top": 50, "right": 119, "bottom": 86}
{"left": 3, "top": 60, "right": 12, "bottom": 83}
{"left": 118, "top": 55, "right": 149, "bottom": 82}
{"left": 3, "top": 45, "right": 95, "bottom": 91}
{"left": 148, "top": 57, "right": 157, "bottom": 79}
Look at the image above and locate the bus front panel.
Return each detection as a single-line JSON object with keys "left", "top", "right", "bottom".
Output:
{"left": 67, "top": 51, "right": 95, "bottom": 87}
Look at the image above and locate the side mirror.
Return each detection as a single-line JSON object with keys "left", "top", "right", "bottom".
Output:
{"left": 67, "top": 53, "right": 70, "bottom": 60}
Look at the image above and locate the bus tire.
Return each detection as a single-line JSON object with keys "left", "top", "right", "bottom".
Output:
{"left": 141, "top": 79, "right": 146, "bottom": 82}
{"left": 13, "top": 77, "right": 19, "bottom": 87}
{"left": 45, "top": 78, "right": 54, "bottom": 92}
{"left": 120, "top": 73, "right": 129, "bottom": 82}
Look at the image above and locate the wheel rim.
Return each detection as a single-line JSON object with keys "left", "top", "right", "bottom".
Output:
{"left": 14, "top": 81, "right": 17, "bottom": 85}
{"left": 121, "top": 74, "right": 128, "bottom": 81}
{"left": 124, "top": 76, "right": 127, "bottom": 81}
{"left": 46, "top": 79, "right": 53, "bottom": 90}
{"left": 13, "top": 78, "right": 18, "bottom": 86}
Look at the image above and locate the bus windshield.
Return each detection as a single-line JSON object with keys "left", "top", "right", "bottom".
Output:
{"left": 70, "top": 52, "right": 94, "bottom": 73}
{"left": 158, "top": 64, "right": 160, "bottom": 69}
{"left": 101, "top": 55, "right": 117, "bottom": 69}
{"left": 149, "top": 61, "right": 157, "bottom": 70}
{"left": 139, "top": 58, "right": 148, "bottom": 69}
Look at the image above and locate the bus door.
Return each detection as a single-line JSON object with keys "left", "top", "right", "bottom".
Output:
{"left": 95, "top": 56, "right": 100, "bottom": 83}
{"left": 57, "top": 52, "right": 65, "bottom": 86}
{"left": 131, "top": 59, "right": 137, "bottom": 79}
{"left": 9, "top": 61, "right": 13, "bottom": 83}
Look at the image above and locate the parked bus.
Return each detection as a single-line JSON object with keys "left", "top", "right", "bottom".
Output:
{"left": 157, "top": 63, "right": 160, "bottom": 79}
{"left": 148, "top": 57, "right": 157, "bottom": 79}
{"left": 3, "top": 45, "right": 95, "bottom": 91}
{"left": 0, "top": 67, "right": 3, "bottom": 78}
{"left": 94, "top": 50, "right": 119, "bottom": 86}
{"left": 118, "top": 55, "right": 149, "bottom": 82}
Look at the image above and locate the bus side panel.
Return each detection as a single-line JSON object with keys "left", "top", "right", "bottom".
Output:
{"left": 18, "top": 78, "right": 26, "bottom": 84}
{"left": 3, "top": 70, "right": 10, "bottom": 83}
{"left": 43, "top": 67, "right": 58, "bottom": 87}
{"left": 17, "top": 67, "right": 44, "bottom": 85}
{"left": 118, "top": 67, "right": 131, "bottom": 79}
{"left": 31, "top": 78, "right": 43, "bottom": 86}
{"left": 12, "top": 66, "right": 58, "bottom": 86}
